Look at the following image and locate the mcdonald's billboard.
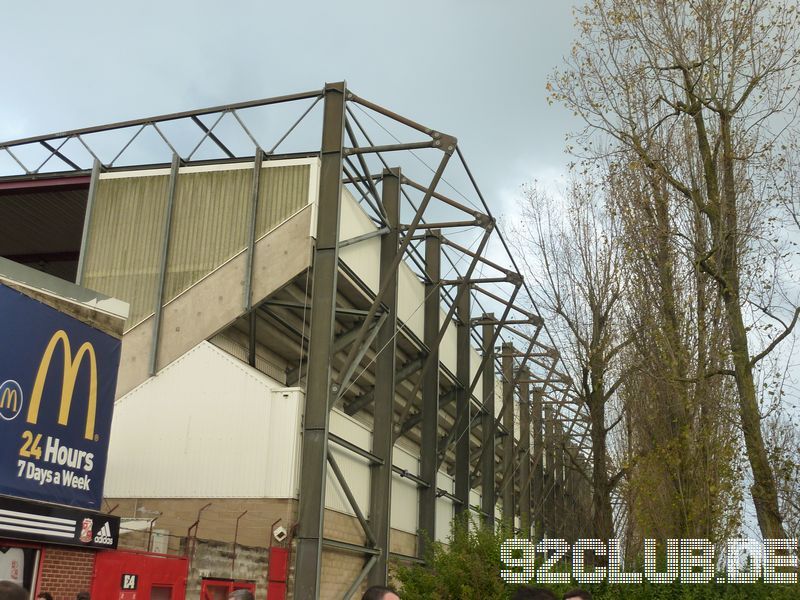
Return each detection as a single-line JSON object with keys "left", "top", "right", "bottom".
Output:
{"left": 0, "top": 282, "right": 121, "bottom": 510}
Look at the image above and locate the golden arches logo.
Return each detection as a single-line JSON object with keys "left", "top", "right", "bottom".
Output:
{"left": 26, "top": 330, "right": 98, "bottom": 441}
{"left": 1, "top": 387, "right": 18, "bottom": 413}
{"left": 0, "top": 381, "right": 23, "bottom": 420}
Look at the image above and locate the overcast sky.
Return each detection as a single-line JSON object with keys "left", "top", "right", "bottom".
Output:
{"left": 0, "top": 0, "right": 581, "bottom": 219}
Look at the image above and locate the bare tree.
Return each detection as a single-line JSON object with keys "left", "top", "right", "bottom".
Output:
{"left": 513, "top": 172, "right": 628, "bottom": 540}
{"left": 551, "top": 0, "right": 800, "bottom": 538}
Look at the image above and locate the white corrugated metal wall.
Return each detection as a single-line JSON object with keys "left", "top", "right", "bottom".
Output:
{"left": 106, "top": 340, "right": 458, "bottom": 541}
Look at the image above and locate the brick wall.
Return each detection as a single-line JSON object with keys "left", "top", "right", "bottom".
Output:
{"left": 37, "top": 547, "right": 95, "bottom": 600}
{"left": 107, "top": 497, "right": 418, "bottom": 598}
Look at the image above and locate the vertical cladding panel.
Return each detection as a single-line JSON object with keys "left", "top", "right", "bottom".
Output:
{"left": 471, "top": 345, "right": 483, "bottom": 401}
{"left": 391, "top": 447, "right": 419, "bottom": 534}
{"left": 269, "top": 388, "right": 305, "bottom": 497}
{"left": 82, "top": 161, "right": 311, "bottom": 330}
{"left": 440, "top": 315, "right": 458, "bottom": 376}
{"left": 397, "top": 265, "right": 425, "bottom": 340}
{"left": 435, "top": 472, "right": 455, "bottom": 543}
{"left": 164, "top": 168, "right": 252, "bottom": 302}
{"left": 327, "top": 411, "right": 371, "bottom": 517}
{"left": 469, "top": 489, "right": 481, "bottom": 512}
{"left": 83, "top": 174, "right": 170, "bottom": 327}
{"left": 255, "top": 164, "right": 310, "bottom": 239}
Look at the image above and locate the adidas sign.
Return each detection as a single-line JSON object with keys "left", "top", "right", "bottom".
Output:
{"left": 93, "top": 522, "right": 114, "bottom": 546}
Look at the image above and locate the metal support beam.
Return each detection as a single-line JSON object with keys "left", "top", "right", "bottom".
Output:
{"left": 322, "top": 538, "right": 380, "bottom": 556}
{"left": 544, "top": 405, "right": 556, "bottom": 538}
{"left": 392, "top": 227, "right": 492, "bottom": 440}
{"left": 454, "top": 283, "right": 471, "bottom": 515}
{"left": 501, "top": 342, "right": 515, "bottom": 526}
{"left": 397, "top": 387, "right": 456, "bottom": 436}
{"left": 337, "top": 148, "right": 454, "bottom": 401}
{"left": 244, "top": 149, "right": 263, "bottom": 310}
{"left": 335, "top": 312, "right": 388, "bottom": 404}
{"left": 245, "top": 149, "right": 264, "bottom": 368}
{"left": 554, "top": 419, "right": 565, "bottom": 538}
{"left": 327, "top": 451, "right": 376, "bottom": 547}
{"left": 287, "top": 317, "right": 376, "bottom": 386}
{"left": 519, "top": 370, "right": 531, "bottom": 537}
{"left": 343, "top": 556, "right": 379, "bottom": 600}
{"left": 462, "top": 283, "right": 523, "bottom": 485}
{"left": 294, "top": 82, "right": 346, "bottom": 600}
{"left": 368, "top": 167, "right": 400, "bottom": 586}
{"left": 418, "top": 230, "right": 440, "bottom": 559}
{"left": 345, "top": 356, "right": 423, "bottom": 416}
{"left": 532, "top": 386, "right": 545, "bottom": 541}
{"left": 266, "top": 299, "right": 373, "bottom": 318}
{"left": 75, "top": 158, "right": 100, "bottom": 285}
{"left": 190, "top": 115, "right": 236, "bottom": 159}
{"left": 248, "top": 311, "right": 257, "bottom": 367}
{"left": 329, "top": 433, "right": 383, "bottom": 465}
{"left": 339, "top": 227, "right": 390, "bottom": 248}
{"left": 480, "top": 313, "right": 496, "bottom": 526}
{"left": 148, "top": 153, "right": 180, "bottom": 376}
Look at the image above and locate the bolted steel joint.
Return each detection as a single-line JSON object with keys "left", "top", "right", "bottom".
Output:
{"left": 506, "top": 272, "right": 524, "bottom": 286}
{"left": 475, "top": 213, "right": 494, "bottom": 229}
{"left": 433, "top": 133, "right": 458, "bottom": 155}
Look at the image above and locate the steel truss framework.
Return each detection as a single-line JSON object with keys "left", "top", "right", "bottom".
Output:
{"left": 0, "top": 82, "right": 598, "bottom": 599}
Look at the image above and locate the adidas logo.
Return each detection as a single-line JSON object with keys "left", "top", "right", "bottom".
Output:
{"left": 93, "top": 522, "right": 114, "bottom": 545}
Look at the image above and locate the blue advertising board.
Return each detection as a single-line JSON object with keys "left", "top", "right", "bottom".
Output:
{"left": 0, "top": 282, "right": 121, "bottom": 510}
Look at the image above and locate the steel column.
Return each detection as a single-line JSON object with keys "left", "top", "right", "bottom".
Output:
{"left": 532, "top": 387, "right": 544, "bottom": 541}
{"left": 519, "top": 370, "right": 531, "bottom": 537}
{"left": 418, "top": 230, "right": 441, "bottom": 558}
{"left": 245, "top": 148, "right": 265, "bottom": 370}
{"left": 148, "top": 153, "right": 180, "bottom": 376}
{"left": 480, "top": 314, "right": 496, "bottom": 526}
{"left": 244, "top": 148, "right": 263, "bottom": 310}
{"left": 368, "top": 168, "right": 400, "bottom": 586}
{"left": 501, "top": 342, "right": 515, "bottom": 526}
{"left": 294, "top": 82, "right": 346, "bottom": 599}
{"left": 554, "top": 420, "right": 565, "bottom": 538}
{"left": 454, "top": 283, "right": 471, "bottom": 515}
{"left": 544, "top": 405, "right": 556, "bottom": 538}
{"left": 75, "top": 158, "right": 100, "bottom": 285}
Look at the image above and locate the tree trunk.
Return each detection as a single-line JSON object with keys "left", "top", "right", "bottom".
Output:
{"left": 590, "top": 401, "right": 615, "bottom": 541}
{"left": 718, "top": 117, "right": 785, "bottom": 539}
{"left": 588, "top": 361, "right": 615, "bottom": 541}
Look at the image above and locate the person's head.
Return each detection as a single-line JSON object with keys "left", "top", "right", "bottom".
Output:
{"left": 0, "top": 581, "right": 28, "bottom": 600}
{"left": 76, "top": 593, "right": 90, "bottom": 600}
{"left": 36, "top": 593, "right": 54, "bottom": 600}
{"left": 361, "top": 585, "right": 400, "bottom": 600}
{"left": 563, "top": 590, "right": 592, "bottom": 600}
{"left": 227, "top": 591, "right": 254, "bottom": 600}
{"left": 512, "top": 587, "right": 557, "bottom": 600}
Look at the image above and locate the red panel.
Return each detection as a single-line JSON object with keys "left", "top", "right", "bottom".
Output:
{"left": 200, "top": 580, "right": 256, "bottom": 599}
{"left": 267, "top": 581, "right": 287, "bottom": 600}
{"left": 91, "top": 550, "right": 188, "bottom": 600}
{"left": 267, "top": 547, "right": 289, "bottom": 582}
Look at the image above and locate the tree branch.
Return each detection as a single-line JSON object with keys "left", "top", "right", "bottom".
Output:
{"left": 750, "top": 306, "right": 800, "bottom": 368}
